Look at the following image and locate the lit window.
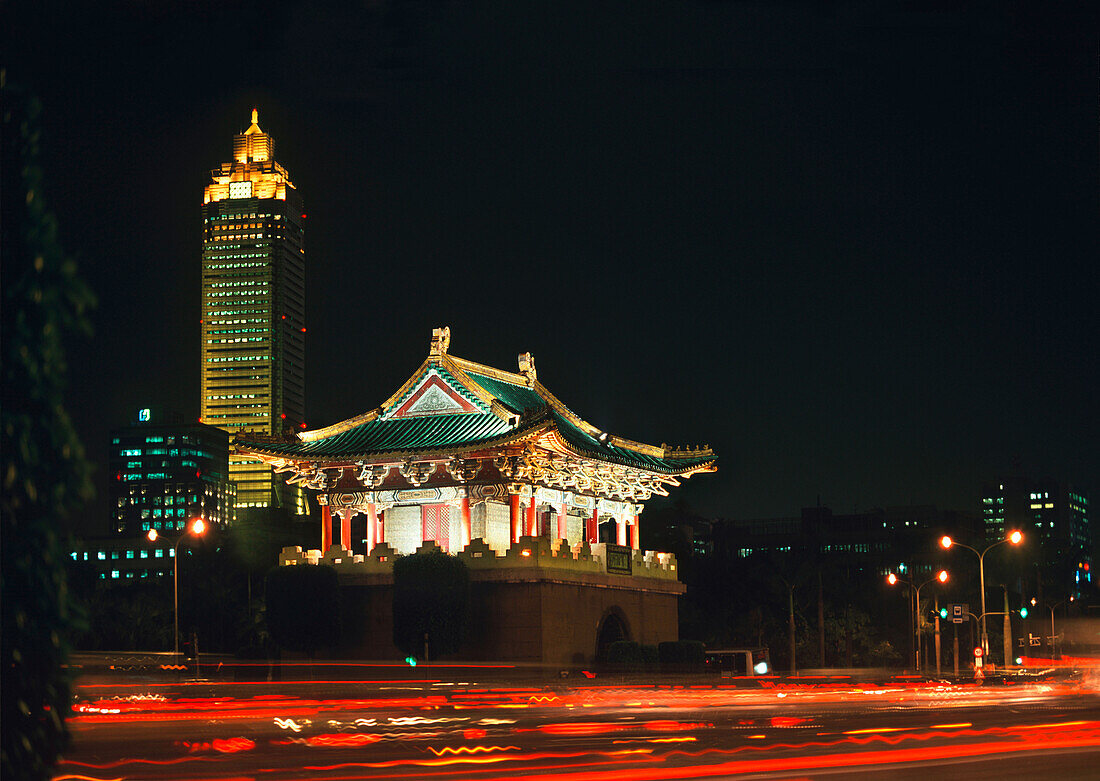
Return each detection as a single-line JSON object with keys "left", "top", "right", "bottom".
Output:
{"left": 111, "top": 570, "right": 120, "bottom": 579}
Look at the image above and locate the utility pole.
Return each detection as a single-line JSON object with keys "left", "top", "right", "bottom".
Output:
{"left": 1002, "top": 586, "right": 1012, "bottom": 668}
{"left": 817, "top": 570, "right": 826, "bottom": 668}
{"left": 788, "top": 584, "right": 797, "bottom": 674}
{"left": 953, "top": 622, "right": 959, "bottom": 678}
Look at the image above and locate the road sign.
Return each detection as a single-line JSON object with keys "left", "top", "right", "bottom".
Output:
{"left": 973, "top": 646, "right": 983, "bottom": 658}
{"left": 949, "top": 603, "right": 968, "bottom": 624}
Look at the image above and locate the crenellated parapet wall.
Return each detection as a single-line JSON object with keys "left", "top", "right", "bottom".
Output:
{"left": 279, "top": 536, "right": 680, "bottom": 582}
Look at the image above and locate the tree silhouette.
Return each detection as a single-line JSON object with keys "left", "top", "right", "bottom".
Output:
{"left": 393, "top": 550, "right": 469, "bottom": 660}
{"left": 2, "top": 78, "right": 96, "bottom": 781}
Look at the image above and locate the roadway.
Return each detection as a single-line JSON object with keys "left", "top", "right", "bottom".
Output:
{"left": 56, "top": 663, "right": 1100, "bottom": 780}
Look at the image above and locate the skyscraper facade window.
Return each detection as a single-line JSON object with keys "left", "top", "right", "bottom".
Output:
{"left": 201, "top": 110, "right": 307, "bottom": 514}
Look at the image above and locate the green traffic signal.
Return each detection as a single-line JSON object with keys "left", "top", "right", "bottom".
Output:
{"left": 938, "top": 607, "right": 948, "bottom": 620}
{"left": 1019, "top": 607, "right": 1028, "bottom": 618}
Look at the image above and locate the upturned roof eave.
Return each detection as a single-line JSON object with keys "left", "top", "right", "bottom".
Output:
{"left": 543, "top": 427, "right": 719, "bottom": 477}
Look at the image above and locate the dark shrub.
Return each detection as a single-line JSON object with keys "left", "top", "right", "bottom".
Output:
{"left": 606, "top": 640, "right": 642, "bottom": 666}
{"left": 392, "top": 551, "right": 469, "bottom": 659}
{"left": 659, "top": 640, "right": 706, "bottom": 666}
{"left": 264, "top": 565, "right": 340, "bottom": 655}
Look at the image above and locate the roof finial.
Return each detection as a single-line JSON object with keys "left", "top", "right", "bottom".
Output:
{"left": 251, "top": 108, "right": 259, "bottom": 125}
{"left": 430, "top": 326, "right": 451, "bottom": 357}
{"left": 518, "top": 352, "right": 537, "bottom": 385}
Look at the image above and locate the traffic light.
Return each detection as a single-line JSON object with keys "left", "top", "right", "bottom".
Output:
{"left": 938, "top": 607, "right": 948, "bottom": 620}
{"left": 1019, "top": 606, "right": 1028, "bottom": 619}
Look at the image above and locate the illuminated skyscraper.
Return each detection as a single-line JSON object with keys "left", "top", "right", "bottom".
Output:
{"left": 200, "top": 110, "right": 307, "bottom": 514}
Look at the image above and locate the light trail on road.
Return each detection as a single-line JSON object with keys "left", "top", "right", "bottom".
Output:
{"left": 57, "top": 673, "right": 1100, "bottom": 780}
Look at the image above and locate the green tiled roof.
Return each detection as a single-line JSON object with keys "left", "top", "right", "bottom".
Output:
{"left": 240, "top": 411, "right": 518, "bottom": 459}
{"left": 468, "top": 372, "right": 713, "bottom": 472}
{"left": 549, "top": 413, "right": 713, "bottom": 472}
{"left": 237, "top": 357, "right": 715, "bottom": 475}
{"left": 464, "top": 372, "right": 543, "bottom": 413}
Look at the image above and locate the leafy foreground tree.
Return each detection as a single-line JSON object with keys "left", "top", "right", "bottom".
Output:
{"left": 393, "top": 551, "right": 469, "bottom": 660}
{"left": 264, "top": 565, "right": 341, "bottom": 657}
{"left": 1, "top": 77, "right": 96, "bottom": 781}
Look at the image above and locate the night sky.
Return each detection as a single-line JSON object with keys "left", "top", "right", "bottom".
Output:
{"left": 5, "top": 1, "right": 1097, "bottom": 531}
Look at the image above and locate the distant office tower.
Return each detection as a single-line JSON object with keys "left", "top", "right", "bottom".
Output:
{"left": 981, "top": 477, "right": 1091, "bottom": 595}
{"left": 200, "top": 110, "right": 307, "bottom": 514}
{"left": 109, "top": 407, "right": 235, "bottom": 537}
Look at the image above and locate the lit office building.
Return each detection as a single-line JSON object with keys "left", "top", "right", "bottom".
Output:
{"left": 981, "top": 477, "right": 1091, "bottom": 596}
{"left": 200, "top": 110, "right": 307, "bottom": 514}
{"left": 108, "top": 407, "right": 235, "bottom": 537}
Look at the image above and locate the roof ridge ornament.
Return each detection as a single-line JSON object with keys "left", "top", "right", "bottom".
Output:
{"left": 430, "top": 326, "right": 451, "bottom": 357}
{"left": 518, "top": 352, "right": 537, "bottom": 385}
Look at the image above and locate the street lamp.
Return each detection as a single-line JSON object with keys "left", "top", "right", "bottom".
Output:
{"left": 1029, "top": 595, "right": 1074, "bottom": 659}
{"left": 148, "top": 517, "right": 206, "bottom": 658}
{"left": 887, "top": 569, "right": 949, "bottom": 672}
{"left": 940, "top": 531, "right": 1023, "bottom": 660}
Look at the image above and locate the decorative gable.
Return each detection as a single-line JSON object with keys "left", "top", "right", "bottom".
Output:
{"left": 385, "top": 371, "right": 482, "bottom": 419}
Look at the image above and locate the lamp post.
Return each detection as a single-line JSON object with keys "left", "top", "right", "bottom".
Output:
{"left": 940, "top": 530, "right": 1023, "bottom": 660}
{"left": 1030, "top": 596, "right": 1074, "bottom": 659}
{"left": 888, "top": 569, "right": 948, "bottom": 672}
{"left": 148, "top": 517, "right": 206, "bottom": 658}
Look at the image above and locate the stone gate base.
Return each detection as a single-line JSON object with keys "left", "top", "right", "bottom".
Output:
{"left": 280, "top": 537, "right": 685, "bottom": 664}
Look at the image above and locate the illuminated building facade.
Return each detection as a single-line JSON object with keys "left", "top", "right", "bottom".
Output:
{"left": 200, "top": 110, "right": 307, "bottom": 514}
{"left": 237, "top": 328, "right": 716, "bottom": 662}
{"left": 103, "top": 408, "right": 234, "bottom": 578}
{"left": 981, "top": 477, "right": 1091, "bottom": 596}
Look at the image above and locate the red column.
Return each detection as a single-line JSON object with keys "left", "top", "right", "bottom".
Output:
{"left": 461, "top": 496, "right": 472, "bottom": 549}
{"left": 616, "top": 515, "right": 627, "bottom": 546}
{"left": 630, "top": 514, "right": 639, "bottom": 550}
{"left": 340, "top": 510, "right": 352, "bottom": 550}
{"left": 321, "top": 504, "right": 332, "bottom": 552}
{"left": 589, "top": 507, "right": 599, "bottom": 544}
{"left": 366, "top": 503, "right": 377, "bottom": 552}
{"left": 510, "top": 494, "right": 522, "bottom": 543}
{"left": 377, "top": 508, "right": 385, "bottom": 544}
{"left": 527, "top": 496, "right": 537, "bottom": 537}
{"left": 557, "top": 505, "right": 567, "bottom": 540}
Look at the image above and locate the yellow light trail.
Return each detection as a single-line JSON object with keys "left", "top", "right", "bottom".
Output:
{"left": 843, "top": 727, "right": 908, "bottom": 735}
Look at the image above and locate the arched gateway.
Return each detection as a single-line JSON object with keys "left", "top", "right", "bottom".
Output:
{"left": 236, "top": 327, "right": 716, "bottom": 664}
{"left": 596, "top": 608, "right": 631, "bottom": 661}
